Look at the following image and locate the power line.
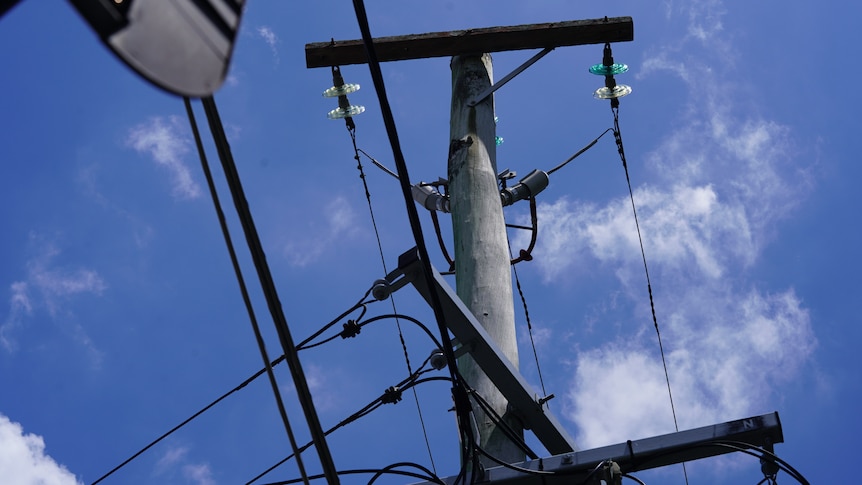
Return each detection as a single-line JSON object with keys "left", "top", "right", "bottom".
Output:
{"left": 611, "top": 103, "right": 688, "bottom": 485}
{"left": 345, "top": 125, "right": 437, "bottom": 473}
{"left": 247, "top": 363, "right": 451, "bottom": 484}
{"left": 184, "top": 97, "right": 312, "bottom": 485}
{"left": 199, "top": 95, "right": 339, "bottom": 485}
{"left": 350, "top": 0, "right": 476, "bottom": 469}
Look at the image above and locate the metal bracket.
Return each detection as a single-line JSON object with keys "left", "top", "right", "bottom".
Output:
{"left": 413, "top": 412, "right": 784, "bottom": 485}
{"left": 468, "top": 47, "right": 554, "bottom": 107}
{"left": 384, "top": 247, "right": 579, "bottom": 454}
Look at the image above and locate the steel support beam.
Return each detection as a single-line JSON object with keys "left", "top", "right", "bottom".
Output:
{"left": 413, "top": 412, "right": 784, "bottom": 485}
{"left": 385, "top": 247, "right": 578, "bottom": 455}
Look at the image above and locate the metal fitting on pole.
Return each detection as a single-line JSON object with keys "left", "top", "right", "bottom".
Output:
{"left": 501, "top": 169, "right": 549, "bottom": 206}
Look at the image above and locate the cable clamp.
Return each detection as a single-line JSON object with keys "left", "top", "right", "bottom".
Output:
{"left": 382, "top": 386, "right": 403, "bottom": 404}
{"left": 339, "top": 319, "right": 361, "bottom": 339}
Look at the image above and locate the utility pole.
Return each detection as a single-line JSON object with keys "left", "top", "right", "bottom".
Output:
{"left": 306, "top": 16, "right": 795, "bottom": 484}
{"left": 449, "top": 53, "right": 522, "bottom": 466}
{"left": 306, "top": 16, "right": 633, "bottom": 469}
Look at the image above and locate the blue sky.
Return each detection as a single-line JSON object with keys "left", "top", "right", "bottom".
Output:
{"left": 0, "top": 1, "right": 857, "bottom": 484}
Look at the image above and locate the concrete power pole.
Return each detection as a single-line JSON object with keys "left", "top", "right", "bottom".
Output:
{"left": 449, "top": 53, "right": 523, "bottom": 467}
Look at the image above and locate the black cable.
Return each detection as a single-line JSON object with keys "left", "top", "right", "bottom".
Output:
{"left": 260, "top": 467, "right": 441, "bottom": 485}
{"left": 347, "top": 126, "right": 437, "bottom": 473}
{"left": 350, "top": 0, "right": 475, "bottom": 465}
{"left": 367, "top": 462, "right": 446, "bottom": 485}
{"left": 247, "top": 368, "right": 450, "bottom": 485}
{"left": 472, "top": 445, "right": 554, "bottom": 476}
{"left": 612, "top": 104, "right": 687, "bottom": 485}
{"left": 200, "top": 96, "right": 339, "bottom": 485}
{"left": 467, "top": 387, "right": 538, "bottom": 460}
{"left": 88, "top": 354, "right": 284, "bottom": 485}
{"left": 357, "top": 148, "right": 399, "bottom": 180}
{"left": 183, "top": 97, "right": 313, "bottom": 485}
{"left": 511, "top": 259, "right": 546, "bottom": 398}
{"left": 709, "top": 441, "right": 809, "bottom": 485}
{"left": 622, "top": 473, "right": 647, "bottom": 485}
{"left": 297, "top": 300, "right": 370, "bottom": 350}
{"left": 90, "top": 279, "right": 384, "bottom": 484}
{"left": 547, "top": 128, "right": 613, "bottom": 175}
{"left": 298, "top": 312, "right": 443, "bottom": 351}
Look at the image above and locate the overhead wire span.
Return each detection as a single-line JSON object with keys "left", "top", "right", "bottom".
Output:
{"left": 610, "top": 102, "right": 687, "bottom": 485}
{"left": 185, "top": 97, "right": 313, "bottom": 485}
{"left": 259, "top": 467, "right": 442, "bottom": 485}
{"left": 350, "top": 0, "right": 476, "bottom": 471}
{"left": 623, "top": 473, "right": 647, "bottom": 485}
{"left": 357, "top": 148, "right": 400, "bottom": 180}
{"left": 247, "top": 360, "right": 451, "bottom": 485}
{"left": 298, "top": 313, "right": 444, "bottom": 351}
{"left": 346, "top": 122, "right": 437, "bottom": 472}
{"left": 547, "top": 127, "right": 613, "bottom": 175}
{"left": 707, "top": 441, "right": 810, "bottom": 485}
{"left": 88, "top": 354, "right": 285, "bottom": 485}
{"left": 466, "top": 387, "right": 538, "bottom": 460}
{"left": 199, "top": 95, "right": 339, "bottom": 485}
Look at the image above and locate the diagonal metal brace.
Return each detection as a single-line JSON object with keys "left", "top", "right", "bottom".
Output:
{"left": 468, "top": 47, "right": 554, "bottom": 106}
{"left": 384, "top": 247, "right": 579, "bottom": 455}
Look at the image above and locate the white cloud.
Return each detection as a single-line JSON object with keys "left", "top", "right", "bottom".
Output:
{"left": 183, "top": 463, "right": 216, "bottom": 485}
{"left": 0, "top": 413, "right": 82, "bottom": 485}
{"left": 154, "top": 446, "right": 215, "bottom": 485}
{"left": 257, "top": 26, "right": 280, "bottom": 64}
{"left": 126, "top": 116, "right": 201, "bottom": 200}
{"left": 1, "top": 237, "right": 106, "bottom": 355}
{"left": 155, "top": 446, "right": 188, "bottom": 472}
{"left": 522, "top": 0, "right": 818, "bottom": 451}
{"left": 284, "top": 196, "right": 361, "bottom": 267}
{"left": 568, "top": 287, "right": 814, "bottom": 448}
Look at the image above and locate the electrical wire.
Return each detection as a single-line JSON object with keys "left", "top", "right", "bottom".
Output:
{"left": 357, "top": 148, "right": 400, "bottom": 180}
{"left": 259, "top": 467, "right": 442, "bottom": 485}
{"left": 466, "top": 387, "right": 538, "bottom": 460}
{"left": 472, "top": 446, "right": 554, "bottom": 476}
{"left": 247, "top": 363, "right": 450, "bottom": 484}
{"left": 708, "top": 441, "right": 810, "bottom": 485}
{"left": 350, "top": 0, "right": 475, "bottom": 469}
{"left": 508, "top": 254, "right": 547, "bottom": 400}
{"left": 88, "top": 354, "right": 285, "bottom": 485}
{"left": 547, "top": 128, "right": 613, "bottom": 175}
{"left": 299, "top": 313, "right": 444, "bottom": 351}
{"left": 296, "top": 299, "right": 371, "bottom": 350}
{"left": 200, "top": 95, "right": 339, "bottom": 485}
{"left": 367, "top": 462, "right": 447, "bottom": 485}
{"left": 611, "top": 103, "right": 687, "bottom": 485}
{"left": 346, "top": 125, "right": 437, "bottom": 473}
{"left": 186, "top": 97, "right": 313, "bottom": 485}
{"left": 623, "top": 473, "right": 647, "bottom": 485}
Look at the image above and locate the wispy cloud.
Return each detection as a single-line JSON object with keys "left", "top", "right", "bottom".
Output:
{"left": 154, "top": 446, "right": 215, "bottom": 485}
{"left": 183, "top": 463, "right": 216, "bottom": 485}
{"left": 126, "top": 116, "right": 201, "bottom": 200}
{"left": 0, "top": 414, "right": 82, "bottom": 485}
{"left": 283, "top": 196, "right": 361, "bottom": 267}
{"left": 1, "top": 236, "right": 106, "bottom": 359}
{"left": 519, "top": 0, "right": 817, "bottom": 448}
{"left": 257, "top": 26, "right": 280, "bottom": 64}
